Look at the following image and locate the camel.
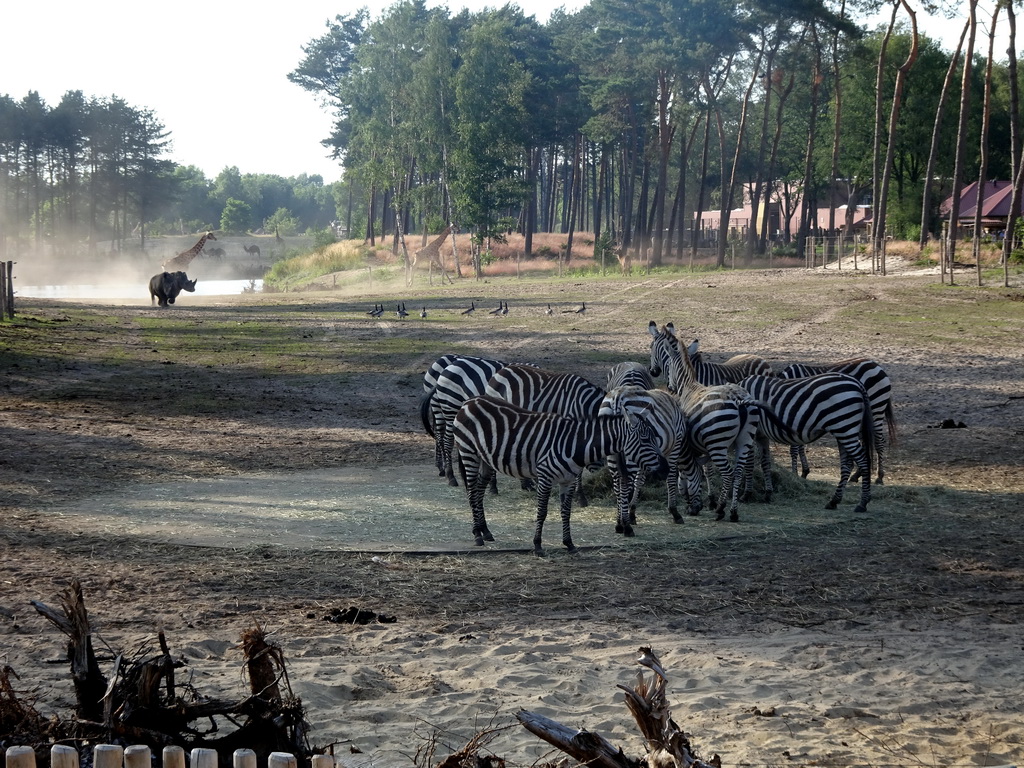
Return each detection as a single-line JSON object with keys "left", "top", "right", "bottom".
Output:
{"left": 243, "top": 244, "right": 261, "bottom": 259}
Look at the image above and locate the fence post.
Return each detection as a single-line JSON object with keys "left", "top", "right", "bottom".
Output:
{"left": 268, "top": 753, "right": 298, "bottom": 768}
{"left": 233, "top": 749, "right": 257, "bottom": 768}
{"left": 5, "top": 747, "right": 35, "bottom": 768}
{"left": 93, "top": 745, "right": 123, "bottom": 768}
{"left": 190, "top": 749, "right": 218, "bottom": 768}
{"left": 311, "top": 756, "right": 334, "bottom": 768}
{"left": 4, "top": 261, "right": 11, "bottom": 319}
{"left": 124, "top": 746, "right": 151, "bottom": 768}
{"left": 50, "top": 746, "right": 78, "bottom": 768}
{"left": 162, "top": 746, "right": 185, "bottom": 768}
{"left": 0, "top": 262, "right": 7, "bottom": 319}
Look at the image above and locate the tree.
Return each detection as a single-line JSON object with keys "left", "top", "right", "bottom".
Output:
{"left": 221, "top": 197, "right": 253, "bottom": 234}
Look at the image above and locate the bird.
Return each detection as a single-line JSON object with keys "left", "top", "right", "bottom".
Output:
{"left": 397, "top": 302, "right": 409, "bottom": 320}
{"left": 500, "top": 301, "right": 509, "bottom": 316}
{"left": 575, "top": 302, "right": 587, "bottom": 314}
{"left": 461, "top": 301, "right": 476, "bottom": 315}
{"left": 545, "top": 303, "right": 554, "bottom": 316}
{"left": 419, "top": 306, "right": 427, "bottom": 319}
{"left": 488, "top": 301, "right": 503, "bottom": 316}
{"left": 366, "top": 303, "right": 381, "bottom": 316}
{"left": 370, "top": 304, "right": 384, "bottom": 318}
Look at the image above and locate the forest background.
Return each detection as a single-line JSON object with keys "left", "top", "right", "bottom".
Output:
{"left": 0, "top": 0, "right": 1018, "bottom": 273}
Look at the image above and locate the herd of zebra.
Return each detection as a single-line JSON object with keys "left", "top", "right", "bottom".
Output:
{"left": 418, "top": 320, "right": 897, "bottom": 555}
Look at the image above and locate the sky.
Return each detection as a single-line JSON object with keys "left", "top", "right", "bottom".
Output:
{"left": 2, "top": 1, "right": 1002, "bottom": 186}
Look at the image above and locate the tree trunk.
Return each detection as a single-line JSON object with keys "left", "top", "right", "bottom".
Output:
{"left": 797, "top": 24, "right": 823, "bottom": 266}
{"left": 946, "top": 0, "right": 979, "bottom": 285}
{"left": 1003, "top": 1, "right": 1022, "bottom": 287}
{"left": 871, "top": 2, "right": 899, "bottom": 271}
{"left": 972, "top": 6, "right": 1000, "bottom": 286}
{"left": 919, "top": 22, "right": 969, "bottom": 250}
{"left": 876, "top": 0, "right": 920, "bottom": 275}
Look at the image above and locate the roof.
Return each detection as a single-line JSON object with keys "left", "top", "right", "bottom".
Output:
{"left": 940, "top": 180, "right": 1018, "bottom": 219}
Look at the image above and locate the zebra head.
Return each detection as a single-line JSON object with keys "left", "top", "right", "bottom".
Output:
{"left": 647, "top": 320, "right": 679, "bottom": 378}
{"left": 619, "top": 404, "right": 670, "bottom": 482}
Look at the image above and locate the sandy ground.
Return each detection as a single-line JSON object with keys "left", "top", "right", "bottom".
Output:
{"left": 1, "top": 261, "right": 1023, "bottom": 768}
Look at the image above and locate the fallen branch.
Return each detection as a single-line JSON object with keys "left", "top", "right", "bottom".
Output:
{"left": 517, "top": 647, "right": 721, "bottom": 768}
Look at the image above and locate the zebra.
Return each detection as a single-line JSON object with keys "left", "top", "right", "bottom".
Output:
{"left": 484, "top": 363, "right": 610, "bottom": 507}
{"left": 778, "top": 358, "right": 896, "bottom": 484}
{"left": 648, "top": 321, "right": 762, "bottom": 521}
{"left": 420, "top": 355, "right": 508, "bottom": 485}
{"left": 606, "top": 361, "right": 656, "bottom": 391}
{"left": 739, "top": 373, "right": 876, "bottom": 514}
{"left": 600, "top": 385, "right": 704, "bottom": 533}
{"left": 684, "top": 338, "right": 773, "bottom": 385}
{"left": 453, "top": 396, "right": 668, "bottom": 554}
{"left": 422, "top": 353, "right": 463, "bottom": 393}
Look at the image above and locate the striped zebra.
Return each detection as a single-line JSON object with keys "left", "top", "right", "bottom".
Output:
{"left": 606, "top": 361, "right": 656, "bottom": 391}
{"left": 453, "top": 396, "right": 668, "bottom": 554}
{"left": 600, "top": 385, "right": 704, "bottom": 533}
{"left": 778, "top": 359, "right": 896, "bottom": 484}
{"left": 420, "top": 355, "right": 507, "bottom": 486}
{"left": 484, "top": 363, "right": 611, "bottom": 508}
{"left": 422, "top": 353, "right": 463, "bottom": 393}
{"left": 648, "top": 321, "right": 763, "bottom": 521}
{"left": 739, "top": 373, "right": 876, "bottom": 513}
{"left": 683, "top": 338, "right": 773, "bottom": 385}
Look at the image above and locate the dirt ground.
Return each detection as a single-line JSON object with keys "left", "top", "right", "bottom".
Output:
{"left": 1, "top": 260, "right": 1023, "bottom": 766}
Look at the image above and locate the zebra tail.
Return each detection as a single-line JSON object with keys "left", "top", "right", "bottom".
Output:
{"left": 861, "top": 391, "right": 876, "bottom": 480}
{"left": 749, "top": 399, "right": 789, "bottom": 436}
{"left": 884, "top": 399, "right": 898, "bottom": 445}
{"left": 420, "top": 389, "right": 436, "bottom": 438}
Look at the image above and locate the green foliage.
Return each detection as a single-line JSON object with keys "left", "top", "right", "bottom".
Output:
{"left": 264, "top": 208, "right": 300, "bottom": 237}
{"left": 312, "top": 227, "right": 338, "bottom": 249}
{"left": 220, "top": 198, "right": 253, "bottom": 234}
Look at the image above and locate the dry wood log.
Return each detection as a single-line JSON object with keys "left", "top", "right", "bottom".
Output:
{"left": 517, "top": 647, "right": 720, "bottom": 768}
{"left": 30, "top": 579, "right": 107, "bottom": 723}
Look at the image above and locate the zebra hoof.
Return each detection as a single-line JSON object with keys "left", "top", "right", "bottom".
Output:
{"left": 715, "top": 509, "right": 726, "bottom": 521}
{"left": 564, "top": 545, "right": 579, "bottom": 555}
{"left": 853, "top": 504, "right": 868, "bottom": 513}
{"left": 801, "top": 468, "right": 810, "bottom": 479}
{"left": 875, "top": 477, "right": 885, "bottom": 486}
{"left": 730, "top": 511, "right": 739, "bottom": 522}
{"left": 628, "top": 510, "right": 637, "bottom": 524}
{"left": 533, "top": 548, "right": 546, "bottom": 557}
{"left": 615, "top": 522, "right": 624, "bottom": 534}
{"left": 764, "top": 492, "right": 773, "bottom": 503}
{"left": 576, "top": 497, "right": 589, "bottom": 508}
{"left": 622, "top": 525, "right": 635, "bottom": 538}
{"left": 448, "top": 478, "right": 459, "bottom": 487}
{"left": 688, "top": 508, "right": 701, "bottom": 517}
{"left": 669, "top": 508, "right": 683, "bottom": 523}
{"left": 825, "top": 499, "right": 839, "bottom": 510}
{"left": 474, "top": 536, "right": 485, "bottom": 546}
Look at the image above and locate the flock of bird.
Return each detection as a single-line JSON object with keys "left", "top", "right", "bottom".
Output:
{"left": 365, "top": 300, "right": 587, "bottom": 319}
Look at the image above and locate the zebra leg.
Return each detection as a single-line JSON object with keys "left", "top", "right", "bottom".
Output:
{"left": 558, "top": 482, "right": 578, "bottom": 553}
{"left": 532, "top": 479, "right": 554, "bottom": 555}
{"left": 825, "top": 442, "right": 853, "bottom": 510}
{"left": 434, "top": 420, "right": 446, "bottom": 476}
{"left": 676, "top": 448, "right": 701, "bottom": 519}
{"left": 461, "top": 455, "right": 492, "bottom": 545}
{"left": 708, "top": 450, "right": 737, "bottom": 521}
{"left": 790, "top": 444, "right": 811, "bottom": 478}
{"left": 757, "top": 434, "right": 774, "bottom": 503}
{"left": 607, "top": 454, "right": 634, "bottom": 536}
{"left": 574, "top": 470, "right": 589, "bottom": 508}
{"left": 848, "top": 439, "right": 873, "bottom": 513}
{"left": 852, "top": 416, "right": 886, "bottom": 485}
{"left": 443, "top": 426, "right": 458, "bottom": 487}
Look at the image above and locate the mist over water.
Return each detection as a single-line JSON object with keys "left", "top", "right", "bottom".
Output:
{"left": 11, "top": 237, "right": 270, "bottom": 303}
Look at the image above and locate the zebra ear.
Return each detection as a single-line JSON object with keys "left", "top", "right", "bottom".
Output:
{"left": 687, "top": 338, "right": 699, "bottom": 356}
{"left": 665, "top": 322, "right": 676, "bottom": 337}
{"left": 648, "top": 320, "right": 658, "bottom": 337}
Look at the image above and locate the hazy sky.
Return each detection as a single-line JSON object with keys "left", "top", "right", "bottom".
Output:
{"left": 4, "top": 0, "right": 587, "bottom": 184}
{"left": 3, "top": 1, "right": 999, "bottom": 186}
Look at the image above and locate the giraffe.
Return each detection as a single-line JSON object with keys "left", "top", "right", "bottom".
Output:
{"left": 411, "top": 225, "right": 454, "bottom": 286}
{"left": 243, "top": 244, "right": 261, "bottom": 259}
{"left": 163, "top": 232, "right": 216, "bottom": 272}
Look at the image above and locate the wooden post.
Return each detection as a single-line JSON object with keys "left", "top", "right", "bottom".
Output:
{"left": 268, "top": 753, "right": 298, "bottom": 768}
{"left": 311, "top": 757, "right": 334, "bottom": 768}
{"left": 190, "top": 749, "right": 218, "bottom": 768}
{"left": 0, "top": 262, "right": 7, "bottom": 319}
{"left": 93, "top": 745, "right": 123, "bottom": 768}
{"left": 162, "top": 746, "right": 185, "bottom": 768}
{"left": 233, "top": 749, "right": 257, "bottom": 768}
{"left": 50, "top": 746, "right": 79, "bottom": 768}
{"left": 5, "top": 746, "right": 35, "bottom": 768}
{"left": 4, "top": 261, "right": 12, "bottom": 318}
{"left": 124, "top": 746, "right": 150, "bottom": 768}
